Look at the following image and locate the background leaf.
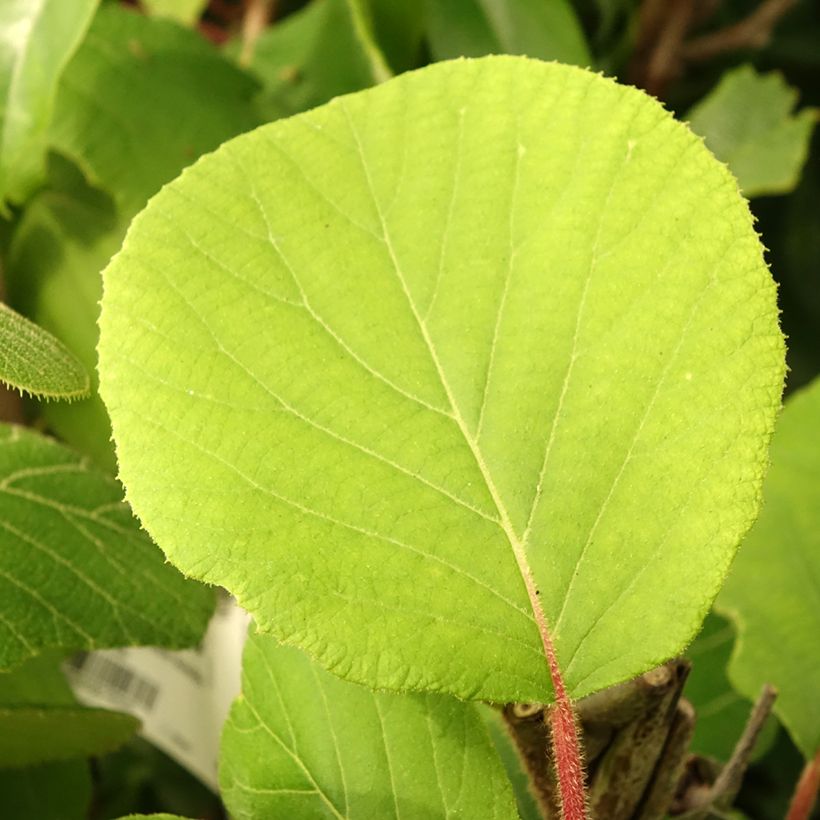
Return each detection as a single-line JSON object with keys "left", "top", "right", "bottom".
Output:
{"left": 99, "top": 56, "right": 784, "bottom": 706}
{"left": 140, "top": 0, "right": 208, "bottom": 26}
{"left": 220, "top": 629, "right": 518, "bottom": 820}
{"left": 48, "top": 4, "right": 259, "bottom": 217}
{"left": 238, "top": 0, "right": 390, "bottom": 121}
{"left": 0, "top": 652, "right": 138, "bottom": 767}
{"left": 687, "top": 64, "right": 818, "bottom": 198}
{"left": 0, "top": 302, "right": 89, "bottom": 400}
{"left": 0, "top": 759, "right": 91, "bottom": 819}
{"left": 0, "top": 0, "right": 98, "bottom": 205}
{"left": 0, "top": 423, "right": 214, "bottom": 671}
{"left": 424, "top": 0, "right": 591, "bottom": 67}
{"left": 683, "top": 612, "right": 776, "bottom": 762}
{"left": 6, "top": 155, "right": 128, "bottom": 471}
{"left": 717, "top": 377, "right": 820, "bottom": 760}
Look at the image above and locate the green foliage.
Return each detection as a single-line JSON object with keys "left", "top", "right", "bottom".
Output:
{"left": 98, "top": 57, "right": 784, "bottom": 707}
{"left": 0, "top": 0, "right": 98, "bottom": 206}
{"left": 220, "top": 630, "right": 517, "bottom": 819}
{"left": 140, "top": 0, "right": 208, "bottom": 25}
{"left": 239, "top": 0, "right": 391, "bottom": 120}
{"left": 0, "top": 759, "right": 91, "bottom": 820}
{"left": 0, "top": 0, "right": 817, "bottom": 815}
{"left": 424, "top": 0, "right": 591, "bottom": 66}
{"left": 687, "top": 65, "right": 818, "bottom": 198}
{"left": 48, "top": 4, "right": 259, "bottom": 217}
{"left": 0, "top": 423, "right": 214, "bottom": 671}
{"left": 0, "top": 302, "right": 89, "bottom": 400}
{"left": 0, "top": 652, "right": 138, "bottom": 766}
{"left": 5, "top": 156, "right": 124, "bottom": 470}
{"left": 684, "top": 613, "right": 775, "bottom": 762}
{"left": 718, "top": 377, "right": 820, "bottom": 759}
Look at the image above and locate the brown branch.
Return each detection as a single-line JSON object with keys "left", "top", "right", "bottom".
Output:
{"left": 238, "top": 0, "right": 274, "bottom": 67}
{"left": 681, "top": 0, "right": 798, "bottom": 61}
{"left": 787, "top": 748, "right": 820, "bottom": 820}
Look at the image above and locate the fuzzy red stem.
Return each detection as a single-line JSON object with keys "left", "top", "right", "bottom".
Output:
{"left": 543, "top": 633, "right": 587, "bottom": 819}
{"left": 786, "top": 748, "right": 820, "bottom": 820}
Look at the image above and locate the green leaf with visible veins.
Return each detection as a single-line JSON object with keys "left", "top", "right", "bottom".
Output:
{"left": 0, "top": 423, "right": 215, "bottom": 671}
{"left": 99, "top": 57, "right": 784, "bottom": 704}
{"left": 0, "top": 302, "right": 89, "bottom": 400}
{"left": 220, "top": 630, "right": 517, "bottom": 819}
{"left": 687, "top": 64, "right": 818, "bottom": 198}
{"left": 717, "top": 378, "right": 820, "bottom": 759}
{"left": 425, "top": 0, "right": 591, "bottom": 67}
{"left": 49, "top": 4, "right": 259, "bottom": 217}
{"left": 0, "top": 0, "right": 98, "bottom": 205}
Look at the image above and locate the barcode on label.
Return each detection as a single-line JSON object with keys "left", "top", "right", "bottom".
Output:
{"left": 68, "top": 652, "right": 160, "bottom": 710}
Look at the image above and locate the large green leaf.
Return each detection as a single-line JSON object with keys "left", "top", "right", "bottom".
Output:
{"left": 220, "top": 630, "right": 517, "bottom": 819}
{"left": 717, "top": 378, "right": 820, "bottom": 759}
{"left": 0, "top": 423, "right": 214, "bottom": 671}
{"left": 48, "top": 4, "right": 259, "bottom": 217}
{"left": 6, "top": 155, "right": 127, "bottom": 471}
{"left": 0, "top": 760, "right": 91, "bottom": 819}
{"left": 0, "top": 0, "right": 98, "bottom": 205}
{"left": 0, "top": 302, "right": 89, "bottom": 400}
{"left": 687, "top": 65, "right": 818, "bottom": 198}
{"left": 425, "top": 0, "right": 591, "bottom": 67}
{"left": 99, "top": 57, "right": 784, "bottom": 704}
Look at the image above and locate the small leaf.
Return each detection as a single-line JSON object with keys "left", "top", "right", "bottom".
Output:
{"left": 99, "top": 57, "right": 784, "bottom": 704}
{"left": 687, "top": 64, "right": 818, "bottom": 198}
{"left": 0, "top": 0, "right": 99, "bottom": 205}
{"left": 0, "top": 302, "right": 89, "bottom": 400}
{"left": 425, "top": 0, "right": 591, "bottom": 67}
{"left": 0, "top": 760, "right": 91, "bottom": 819}
{"left": 684, "top": 612, "right": 776, "bottom": 762}
{"left": 220, "top": 630, "right": 517, "bottom": 820}
{"left": 718, "top": 377, "right": 820, "bottom": 759}
{"left": 49, "top": 4, "right": 259, "bottom": 217}
{"left": 0, "top": 423, "right": 215, "bottom": 672}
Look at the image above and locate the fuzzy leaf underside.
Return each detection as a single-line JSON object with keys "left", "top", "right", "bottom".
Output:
{"left": 220, "top": 631, "right": 517, "bottom": 820}
{"left": 0, "top": 423, "right": 214, "bottom": 671}
{"left": 99, "top": 57, "right": 784, "bottom": 704}
{"left": 718, "top": 378, "right": 820, "bottom": 759}
{"left": 0, "top": 303, "right": 89, "bottom": 400}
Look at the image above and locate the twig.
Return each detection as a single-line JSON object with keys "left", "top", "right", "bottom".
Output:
{"left": 709, "top": 684, "right": 777, "bottom": 807}
{"left": 681, "top": 0, "right": 798, "bottom": 61}
{"left": 238, "top": 0, "right": 273, "bottom": 68}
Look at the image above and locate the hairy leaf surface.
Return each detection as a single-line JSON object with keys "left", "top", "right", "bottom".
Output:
{"left": 220, "top": 631, "right": 517, "bottom": 819}
{"left": 0, "top": 424, "right": 214, "bottom": 671}
{"left": 687, "top": 64, "right": 818, "bottom": 197}
{"left": 718, "top": 378, "right": 820, "bottom": 759}
{"left": 99, "top": 57, "right": 784, "bottom": 703}
{"left": 0, "top": 302, "right": 89, "bottom": 400}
